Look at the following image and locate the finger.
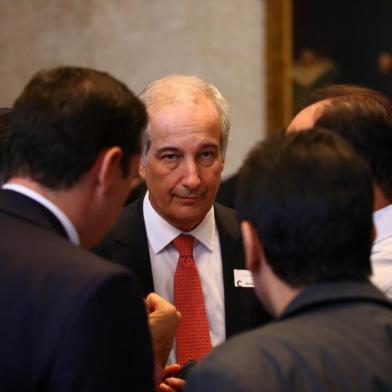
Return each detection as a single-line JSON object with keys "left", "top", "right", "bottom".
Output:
{"left": 158, "top": 382, "right": 175, "bottom": 392}
{"left": 146, "top": 292, "right": 161, "bottom": 312}
{"left": 165, "top": 377, "right": 186, "bottom": 390}
{"left": 164, "top": 364, "right": 181, "bottom": 377}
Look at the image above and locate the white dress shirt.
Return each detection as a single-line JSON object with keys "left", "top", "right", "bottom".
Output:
{"left": 143, "top": 192, "right": 226, "bottom": 364}
{"left": 2, "top": 183, "right": 79, "bottom": 245}
{"left": 372, "top": 204, "right": 392, "bottom": 299}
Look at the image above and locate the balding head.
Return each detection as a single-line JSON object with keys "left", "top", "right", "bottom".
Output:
{"left": 287, "top": 84, "right": 392, "bottom": 208}
{"left": 140, "top": 75, "right": 230, "bottom": 158}
{"left": 287, "top": 100, "right": 330, "bottom": 133}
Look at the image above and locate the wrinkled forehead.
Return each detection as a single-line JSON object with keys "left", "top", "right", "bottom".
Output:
{"left": 147, "top": 101, "right": 221, "bottom": 133}
{"left": 147, "top": 94, "right": 218, "bottom": 115}
{"left": 287, "top": 99, "right": 330, "bottom": 133}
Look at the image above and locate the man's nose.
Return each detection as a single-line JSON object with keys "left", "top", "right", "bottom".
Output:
{"left": 182, "top": 160, "right": 201, "bottom": 189}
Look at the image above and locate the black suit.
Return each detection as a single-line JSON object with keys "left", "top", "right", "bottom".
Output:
{"left": 216, "top": 173, "right": 238, "bottom": 209}
{"left": 0, "top": 190, "right": 154, "bottom": 392}
{"left": 96, "top": 197, "right": 270, "bottom": 339}
{"left": 186, "top": 281, "right": 392, "bottom": 392}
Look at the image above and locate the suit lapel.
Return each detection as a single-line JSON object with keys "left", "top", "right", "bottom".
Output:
{"left": 97, "top": 198, "right": 270, "bottom": 329}
{"left": 215, "top": 203, "right": 254, "bottom": 336}
{"left": 215, "top": 203, "right": 271, "bottom": 336}
{"left": 110, "top": 198, "right": 154, "bottom": 296}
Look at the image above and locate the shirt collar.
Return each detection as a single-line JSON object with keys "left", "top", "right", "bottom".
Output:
{"left": 373, "top": 203, "right": 392, "bottom": 244}
{"left": 280, "top": 280, "right": 391, "bottom": 320}
{"left": 2, "top": 183, "right": 80, "bottom": 245}
{"left": 143, "top": 192, "right": 216, "bottom": 254}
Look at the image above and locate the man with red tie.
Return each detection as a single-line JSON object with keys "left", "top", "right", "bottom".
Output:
{"left": 96, "top": 75, "right": 270, "bottom": 382}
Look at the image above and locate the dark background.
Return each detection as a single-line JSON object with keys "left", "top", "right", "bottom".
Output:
{"left": 294, "top": 0, "right": 392, "bottom": 88}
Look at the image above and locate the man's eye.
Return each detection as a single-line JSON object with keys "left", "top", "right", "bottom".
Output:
{"left": 199, "top": 151, "right": 215, "bottom": 159}
{"left": 162, "top": 154, "right": 178, "bottom": 161}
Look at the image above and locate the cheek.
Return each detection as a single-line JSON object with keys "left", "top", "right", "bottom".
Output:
{"left": 147, "top": 171, "right": 177, "bottom": 199}
{"left": 145, "top": 160, "right": 172, "bottom": 180}
{"left": 204, "top": 167, "right": 223, "bottom": 189}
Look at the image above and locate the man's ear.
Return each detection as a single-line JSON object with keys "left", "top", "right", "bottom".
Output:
{"left": 96, "top": 146, "right": 122, "bottom": 195}
{"left": 139, "top": 156, "right": 146, "bottom": 179}
{"left": 241, "top": 220, "right": 265, "bottom": 273}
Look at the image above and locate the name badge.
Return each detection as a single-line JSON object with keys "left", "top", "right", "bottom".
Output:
{"left": 234, "top": 269, "right": 254, "bottom": 288}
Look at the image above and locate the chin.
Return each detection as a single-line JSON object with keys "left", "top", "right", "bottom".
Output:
{"left": 171, "top": 216, "right": 202, "bottom": 231}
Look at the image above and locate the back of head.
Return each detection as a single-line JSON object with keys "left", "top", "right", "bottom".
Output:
{"left": 312, "top": 88, "right": 392, "bottom": 202}
{"left": 237, "top": 128, "right": 373, "bottom": 287}
{"left": 140, "top": 74, "right": 230, "bottom": 156}
{"left": 5, "top": 66, "right": 147, "bottom": 189}
{"left": 298, "top": 84, "right": 392, "bottom": 113}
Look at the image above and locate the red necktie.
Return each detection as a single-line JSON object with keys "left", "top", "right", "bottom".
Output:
{"left": 173, "top": 234, "right": 212, "bottom": 365}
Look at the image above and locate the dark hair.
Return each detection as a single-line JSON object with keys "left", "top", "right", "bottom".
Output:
{"left": 0, "top": 108, "right": 10, "bottom": 184}
{"left": 237, "top": 128, "right": 373, "bottom": 287}
{"left": 5, "top": 66, "right": 147, "bottom": 189}
{"left": 297, "top": 84, "right": 392, "bottom": 114}
{"left": 311, "top": 88, "right": 392, "bottom": 202}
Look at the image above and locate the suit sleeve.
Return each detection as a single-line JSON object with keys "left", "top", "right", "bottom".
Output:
{"left": 185, "top": 359, "right": 245, "bottom": 392}
{"left": 49, "top": 272, "right": 154, "bottom": 392}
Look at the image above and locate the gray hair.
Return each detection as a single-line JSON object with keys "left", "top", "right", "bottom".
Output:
{"left": 139, "top": 74, "right": 230, "bottom": 160}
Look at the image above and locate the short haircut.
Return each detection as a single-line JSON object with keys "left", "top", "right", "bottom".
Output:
{"left": 5, "top": 66, "right": 147, "bottom": 189}
{"left": 139, "top": 74, "right": 230, "bottom": 159}
{"left": 0, "top": 108, "right": 10, "bottom": 184}
{"left": 237, "top": 128, "right": 373, "bottom": 287}
{"left": 297, "top": 84, "right": 392, "bottom": 114}
{"left": 309, "top": 87, "right": 392, "bottom": 202}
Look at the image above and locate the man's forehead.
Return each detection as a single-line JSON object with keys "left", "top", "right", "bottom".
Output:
{"left": 287, "top": 99, "right": 330, "bottom": 133}
{"left": 147, "top": 98, "right": 217, "bottom": 116}
{"left": 147, "top": 102, "right": 221, "bottom": 134}
{"left": 151, "top": 128, "right": 220, "bottom": 148}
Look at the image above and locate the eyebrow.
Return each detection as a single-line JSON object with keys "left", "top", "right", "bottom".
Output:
{"left": 155, "top": 146, "right": 181, "bottom": 156}
{"left": 155, "top": 142, "right": 219, "bottom": 156}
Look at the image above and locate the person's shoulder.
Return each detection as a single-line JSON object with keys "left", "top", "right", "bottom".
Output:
{"left": 214, "top": 202, "right": 239, "bottom": 222}
{"left": 114, "top": 196, "right": 144, "bottom": 229}
{"left": 93, "top": 197, "right": 144, "bottom": 256}
{"left": 45, "top": 233, "right": 135, "bottom": 286}
{"left": 186, "top": 327, "right": 282, "bottom": 392}
{"left": 198, "top": 321, "right": 306, "bottom": 369}
{"left": 215, "top": 174, "right": 238, "bottom": 209}
{"left": 214, "top": 202, "right": 241, "bottom": 237}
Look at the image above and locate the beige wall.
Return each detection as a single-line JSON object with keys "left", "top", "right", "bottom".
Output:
{"left": 0, "top": 0, "right": 266, "bottom": 177}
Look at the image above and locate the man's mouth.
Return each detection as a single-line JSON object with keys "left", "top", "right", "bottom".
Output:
{"left": 174, "top": 195, "right": 202, "bottom": 203}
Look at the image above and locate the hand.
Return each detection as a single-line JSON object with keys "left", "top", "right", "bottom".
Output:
{"left": 158, "top": 364, "right": 186, "bottom": 392}
{"left": 146, "top": 293, "right": 181, "bottom": 368}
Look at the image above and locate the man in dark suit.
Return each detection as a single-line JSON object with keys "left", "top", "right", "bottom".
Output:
{"left": 185, "top": 129, "right": 392, "bottom": 391}
{"left": 287, "top": 85, "right": 392, "bottom": 299}
{"left": 0, "top": 66, "right": 179, "bottom": 391}
{"left": 96, "top": 75, "right": 269, "bottom": 379}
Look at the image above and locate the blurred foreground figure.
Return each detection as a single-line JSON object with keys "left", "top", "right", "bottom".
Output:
{"left": 288, "top": 84, "right": 392, "bottom": 298}
{"left": 186, "top": 129, "right": 392, "bottom": 392}
{"left": 0, "top": 66, "right": 160, "bottom": 391}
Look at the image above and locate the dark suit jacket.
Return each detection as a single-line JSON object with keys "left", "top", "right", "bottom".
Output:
{"left": 96, "top": 197, "right": 270, "bottom": 339}
{"left": 0, "top": 190, "right": 154, "bottom": 392}
{"left": 216, "top": 173, "right": 238, "bottom": 209}
{"left": 186, "top": 281, "right": 392, "bottom": 392}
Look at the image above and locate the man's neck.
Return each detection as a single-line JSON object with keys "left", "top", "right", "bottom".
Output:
{"left": 268, "top": 279, "right": 302, "bottom": 317}
{"left": 258, "top": 263, "right": 302, "bottom": 317}
{"left": 374, "top": 184, "right": 391, "bottom": 211}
